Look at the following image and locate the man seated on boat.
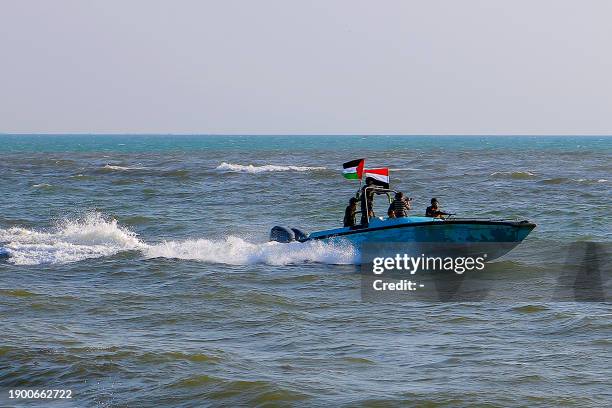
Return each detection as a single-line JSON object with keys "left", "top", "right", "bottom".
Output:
{"left": 343, "top": 197, "right": 358, "bottom": 227}
{"left": 426, "top": 198, "right": 450, "bottom": 218}
{"left": 388, "top": 192, "right": 412, "bottom": 218}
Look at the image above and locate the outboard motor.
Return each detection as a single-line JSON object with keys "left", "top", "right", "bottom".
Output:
{"left": 270, "top": 226, "right": 295, "bottom": 243}
{"left": 291, "top": 228, "right": 309, "bottom": 242}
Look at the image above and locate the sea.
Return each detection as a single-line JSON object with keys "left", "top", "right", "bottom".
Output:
{"left": 0, "top": 135, "right": 610, "bottom": 407}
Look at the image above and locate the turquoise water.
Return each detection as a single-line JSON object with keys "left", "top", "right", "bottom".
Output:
{"left": 1, "top": 135, "right": 610, "bottom": 407}
{"left": 1, "top": 134, "right": 608, "bottom": 153}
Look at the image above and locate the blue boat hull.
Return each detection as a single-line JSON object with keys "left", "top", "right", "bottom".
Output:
{"left": 306, "top": 217, "right": 535, "bottom": 261}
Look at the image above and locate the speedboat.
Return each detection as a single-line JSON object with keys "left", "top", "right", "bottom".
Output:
{"left": 270, "top": 188, "right": 535, "bottom": 261}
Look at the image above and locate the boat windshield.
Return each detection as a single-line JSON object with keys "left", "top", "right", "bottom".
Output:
{"left": 360, "top": 186, "right": 397, "bottom": 223}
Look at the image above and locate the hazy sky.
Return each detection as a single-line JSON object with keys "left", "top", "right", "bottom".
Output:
{"left": 1, "top": 0, "right": 610, "bottom": 134}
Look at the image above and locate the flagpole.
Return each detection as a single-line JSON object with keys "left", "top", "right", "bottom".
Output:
{"left": 358, "top": 159, "right": 364, "bottom": 198}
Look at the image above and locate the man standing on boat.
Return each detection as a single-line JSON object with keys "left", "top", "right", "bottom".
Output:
{"left": 389, "top": 192, "right": 412, "bottom": 218}
{"left": 361, "top": 177, "right": 386, "bottom": 225}
{"left": 343, "top": 197, "right": 358, "bottom": 227}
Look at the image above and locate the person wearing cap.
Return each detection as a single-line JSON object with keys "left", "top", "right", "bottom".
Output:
{"left": 343, "top": 197, "right": 359, "bottom": 227}
{"left": 426, "top": 198, "right": 450, "bottom": 218}
{"left": 388, "top": 192, "right": 412, "bottom": 218}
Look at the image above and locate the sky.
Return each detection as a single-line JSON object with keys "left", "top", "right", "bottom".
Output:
{"left": 1, "top": 0, "right": 611, "bottom": 135}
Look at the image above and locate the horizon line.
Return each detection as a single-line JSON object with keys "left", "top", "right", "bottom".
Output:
{"left": 1, "top": 133, "right": 611, "bottom": 137}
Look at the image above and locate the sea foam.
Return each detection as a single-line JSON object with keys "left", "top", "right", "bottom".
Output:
{"left": 103, "top": 164, "right": 148, "bottom": 171}
{"left": 144, "top": 236, "right": 357, "bottom": 265}
{"left": 0, "top": 212, "right": 144, "bottom": 265}
{"left": 1, "top": 213, "right": 357, "bottom": 266}
{"left": 215, "top": 162, "right": 326, "bottom": 173}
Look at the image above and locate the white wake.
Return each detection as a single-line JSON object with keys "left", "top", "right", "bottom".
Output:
{"left": 0, "top": 213, "right": 144, "bottom": 265}
{"left": 0, "top": 213, "right": 357, "bottom": 266}
{"left": 144, "top": 236, "right": 357, "bottom": 265}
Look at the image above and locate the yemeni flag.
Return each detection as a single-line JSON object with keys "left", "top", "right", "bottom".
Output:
{"left": 342, "top": 158, "right": 365, "bottom": 180}
{"left": 364, "top": 168, "right": 390, "bottom": 188}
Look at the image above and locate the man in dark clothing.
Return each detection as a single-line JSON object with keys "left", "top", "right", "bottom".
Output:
{"left": 360, "top": 178, "right": 379, "bottom": 225}
{"left": 388, "top": 192, "right": 412, "bottom": 218}
{"left": 426, "top": 198, "right": 450, "bottom": 218}
{"left": 343, "top": 197, "right": 358, "bottom": 227}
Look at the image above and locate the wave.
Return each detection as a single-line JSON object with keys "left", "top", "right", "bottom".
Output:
{"left": 215, "top": 162, "right": 326, "bottom": 174}
{"left": 540, "top": 177, "right": 570, "bottom": 185}
{"left": 576, "top": 178, "right": 608, "bottom": 184}
{"left": 145, "top": 236, "right": 357, "bottom": 265}
{"left": 540, "top": 177, "right": 608, "bottom": 185}
{"left": 0, "top": 212, "right": 143, "bottom": 265}
{"left": 31, "top": 183, "right": 55, "bottom": 189}
{"left": 490, "top": 171, "right": 536, "bottom": 180}
{"left": 69, "top": 173, "right": 93, "bottom": 180}
{"left": 492, "top": 171, "right": 606, "bottom": 184}
{"left": 1, "top": 213, "right": 357, "bottom": 266}
{"left": 102, "top": 164, "right": 148, "bottom": 171}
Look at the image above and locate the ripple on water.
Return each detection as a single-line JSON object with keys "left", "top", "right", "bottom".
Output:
{"left": 111, "top": 178, "right": 144, "bottom": 185}
{"left": 169, "top": 376, "right": 308, "bottom": 405}
{"left": 139, "top": 351, "right": 222, "bottom": 364}
{"left": 0, "top": 289, "right": 39, "bottom": 297}
{"left": 119, "top": 215, "right": 154, "bottom": 225}
{"left": 490, "top": 171, "right": 537, "bottom": 180}
{"left": 69, "top": 173, "right": 94, "bottom": 180}
{"left": 341, "top": 356, "right": 375, "bottom": 365}
{"left": 539, "top": 177, "right": 570, "bottom": 185}
{"left": 511, "top": 304, "right": 550, "bottom": 313}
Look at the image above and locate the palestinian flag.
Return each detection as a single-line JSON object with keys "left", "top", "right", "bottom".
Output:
{"left": 364, "top": 168, "right": 390, "bottom": 188}
{"left": 342, "top": 158, "right": 365, "bottom": 180}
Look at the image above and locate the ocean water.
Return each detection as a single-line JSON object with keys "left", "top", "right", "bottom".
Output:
{"left": 0, "top": 135, "right": 610, "bottom": 407}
